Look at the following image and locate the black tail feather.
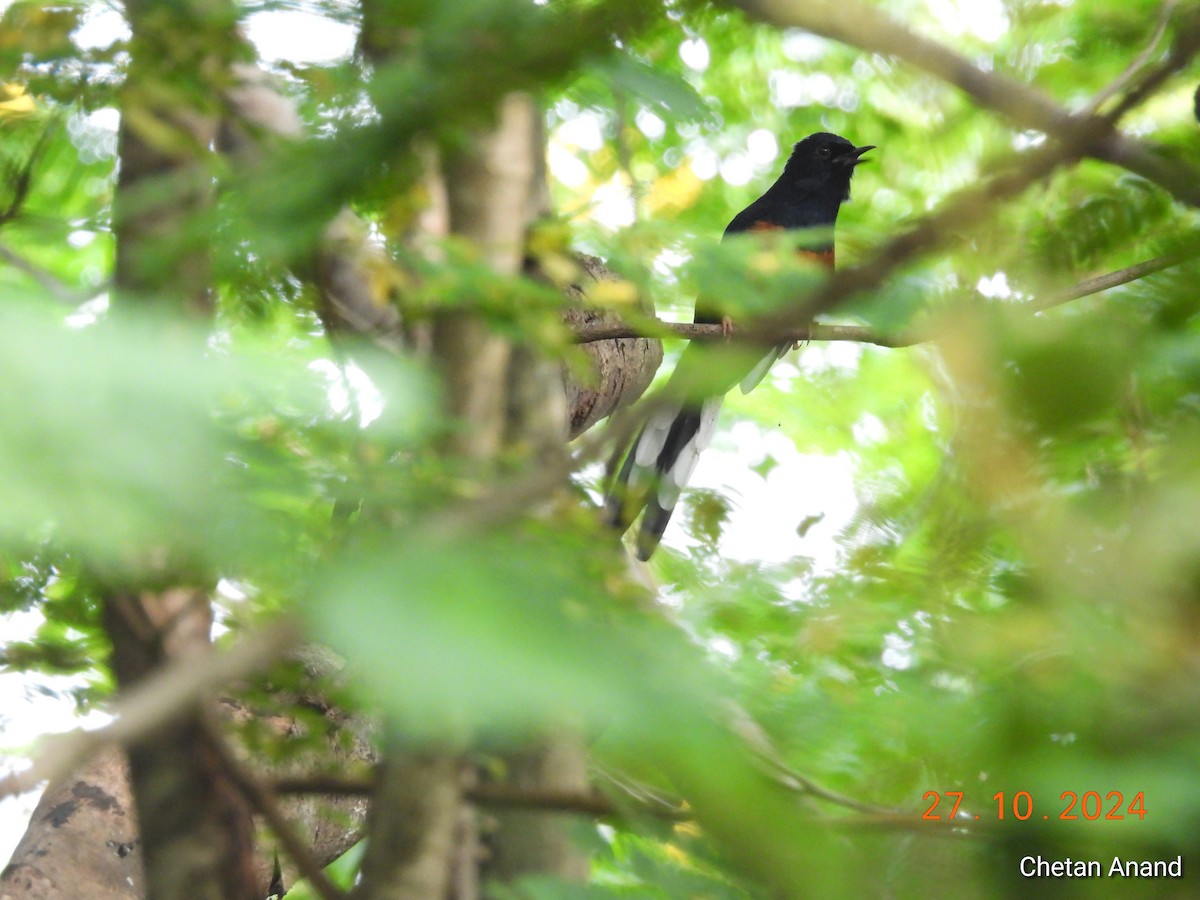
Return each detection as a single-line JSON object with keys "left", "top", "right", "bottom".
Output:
{"left": 604, "top": 403, "right": 705, "bottom": 558}
{"left": 602, "top": 426, "right": 645, "bottom": 532}
{"left": 636, "top": 501, "right": 673, "bottom": 560}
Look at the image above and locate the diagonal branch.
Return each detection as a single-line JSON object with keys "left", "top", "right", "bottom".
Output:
{"left": 1096, "top": 2, "right": 1200, "bottom": 125}
{"left": 0, "top": 119, "right": 58, "bottom": 227}
{"left": 1084, "top": 0, "right": 1181, "bottom": 117}
{"left": 0, "top": 244, "right": 103, "bottom": 306}
{"left": 751, "top": 138, "right": 1092, "bottom": 338}
{"left": 1029, "top": 251, "right": 1188, "bottom": 312}
{"left": 571, "top": 251, "right": 1192, "bottom": 347}
{"left": 0, "top": 619, "right": 302, "bottom": 803}
{"left": 271, "top": 767, "right": 898, "bottom": 821}
{"left": 729, "top": 0, "right": 1200, "bottom": 207}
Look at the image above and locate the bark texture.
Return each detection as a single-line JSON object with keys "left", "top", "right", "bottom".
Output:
{"left": 1, "top": 643, "right": 376, "bottom": 899}
{"left": 102, "top": 591, "right": 260, "bottom": 900}
{"left": 113, "top": 1, "right": 231, "bottom": 316}
{"left": 561, "top": 255, "right": 663, "bottom": 439}
{"left": 353, "top": 754, "right": 462, "bottom": 900}
{"left": 1, "top": 750, "right": 141, "bottom": 900}
{"left": 484, "top": 733, "right": 592, "bottom": 884}
{"left": 105, "top": 3, "right": 266, "bottom": 896}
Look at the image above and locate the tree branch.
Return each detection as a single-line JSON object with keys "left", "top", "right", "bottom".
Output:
{"left": 1083, "top": 0, "right": 1180, "bottom": 117}
{"left": 1029, "top": 251, "right": 1189, "bottom": 312}
{"left": 754, "top": 136, "right": 1100, "bottom": 338}
{"left": 272, "top": 763, "right": 900, "bottom": 822}
{"left": 0, "top": 244, "right": 102, "bottom": 306}
{"left": 1095, "top": 2, "right": 1200, "bottom": 125}
{"left": 571, "top": 252, "right": 1189, "bottom": 348}
{"left": 730, "top": 0, "right": 1200, "bottom": 207}
{"left": 0, "top": 119, "right": 57, "bottom": 227}
{"left": 574, "top": 318, "right": 897, "bottom": 347}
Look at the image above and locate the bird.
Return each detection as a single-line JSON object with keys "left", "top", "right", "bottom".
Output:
{"left": 603, "top": 131, "right": 873, "bottom": 560}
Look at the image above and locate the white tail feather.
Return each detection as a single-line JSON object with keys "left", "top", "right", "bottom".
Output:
{"left": 656, "top": 396, "right": 723, "bottom": 511}
{"left": 739, "top": 343, "right": 788, "bottom": 394}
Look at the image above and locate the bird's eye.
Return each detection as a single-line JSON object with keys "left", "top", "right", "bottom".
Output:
{"left": 819, "top": 147, "right": 831, "bottom": 158}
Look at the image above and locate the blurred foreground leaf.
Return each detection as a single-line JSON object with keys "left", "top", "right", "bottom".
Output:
{"left": 0, "top": 307, "right": 433, "bottom": 576}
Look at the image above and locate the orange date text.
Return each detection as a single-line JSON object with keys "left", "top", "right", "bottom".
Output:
{"left": 922, "top": 790, "right": 1147, "bottom": 822}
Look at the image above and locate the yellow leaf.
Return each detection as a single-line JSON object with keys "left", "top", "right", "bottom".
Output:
{"left": 662, "top": 842, "right": 691, "bottom": 866}
{"left": 0, "top": 83, "right": 36, "bottom": 118}
{"left": 645, "top": 164, "right": 703, "bottom": 216}
{"left": 673, "top": 820, "right": 701, "bottom": 837}
{"left": 536, "top": 251, "right": 581, "bottom": 288}
{"left": 585, "top": 278, "right": 639, "bottom": 307}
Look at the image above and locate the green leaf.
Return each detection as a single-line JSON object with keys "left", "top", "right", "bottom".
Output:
{"left": 594, "top": 52, "right": 712, "bottom": 124}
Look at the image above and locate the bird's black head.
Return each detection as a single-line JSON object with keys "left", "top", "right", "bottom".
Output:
{"left": 781, "top": 132, "right": 874, "bottom": 200}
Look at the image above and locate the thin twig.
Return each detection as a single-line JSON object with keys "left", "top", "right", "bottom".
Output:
{"left": 272, "top": 775, "right": 375, "bottom": 796}
{"left": 273, "top": 764, "right": 897, "bottom": 822}
{"left": 271, "top": 774, "right": 662, "bottom": 817}
{"left": 0, "top": 119, "right": 58, "bottom": 226}
{"left": 573, "top": 318, "right": 898, "bottom": 347}
{"left": 1031, "top": 252, "right": 1189, "bottom": 311}
{"left": 0, "top": 245, "right": 101, "bottom": 306}
{"left": 818, "top": 812, "right": 996, "bottom": 838}
{"left": 468, "top": 783, "right": 630, "bottom": 817}
{"left": 774, "top": 767, "right": 897, "bottom": 816}
{"left": 1099, "top": 3, "right": 1200, "bottom": 125}
{"left": 571, "top": 252, "right": 1189, "bottom": 347}
{"left": 1084, "top": 0, "right": 1179, "bottom": 116}
{"left": 270, "top": 773, "right": 982, "bottom": 837}
{"left": 612, "top": 91, "right": 642, "bottom": 224}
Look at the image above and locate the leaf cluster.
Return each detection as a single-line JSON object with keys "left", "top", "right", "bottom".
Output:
{"left": 4, "top": 0, "right": 1200, "bottom": 896}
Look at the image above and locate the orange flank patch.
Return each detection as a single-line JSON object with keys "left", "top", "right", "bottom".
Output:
{"left": 748, "top": 222, "right": 835, "bottom": 269}
{"left": 797, "top": 247, "right": 835, "bottom": 269}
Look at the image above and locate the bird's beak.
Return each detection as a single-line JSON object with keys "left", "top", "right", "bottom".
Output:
{"left": 849, "top": 144, "right": 875, "bottom": 166}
